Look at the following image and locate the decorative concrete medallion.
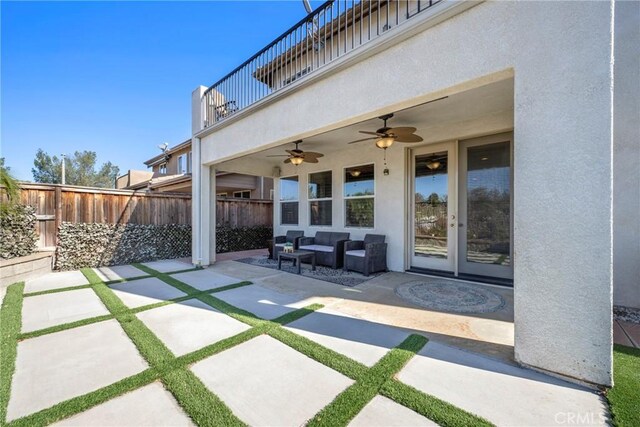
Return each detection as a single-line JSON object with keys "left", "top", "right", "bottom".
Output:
{"left": 395, "top": 281, "right": 506, "bottom": 314}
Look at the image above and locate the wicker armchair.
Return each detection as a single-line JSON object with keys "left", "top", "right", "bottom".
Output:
{"left": 272, "top": 230, "right": 304, "bottom": 259}
{"left": 343, "top": 234, "right": 387, "bottom": 276}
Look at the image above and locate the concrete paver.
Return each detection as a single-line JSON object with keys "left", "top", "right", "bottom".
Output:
{"left": 93, "top": 265, "right": 148, "bottom": 282}
{"left": 170, "top": 269, "right": 241, "bottom": 291}
{"left": 286, "top": 308, "right": 411, "bottom": 366}
{"left": 7, "top": 320, "right": 148, "bottom": 421}
{"left": 214, "top": 284, "right": 312, "bottom": 319}
{"left": 137, "top": 299, "right": 250, "bottom": 356}
{"left": 51, "top": 382, "right": 194, "bottom": 426}
{"left": 618, "top": 321, "right": 640, "bottom": 347}
{"left": 24, "top": 270, "right": 89, "bottom": 293}
{"left": 21, "top": 289, "right": 110, "bottom": 333}
{"left": 191, "top": 335, "right": 353, "bottom": 426}
{"left": 141, "top": 259, "right": 192, "bottom": 273}
{"left": 349, "top": 395, "right": 437, "bottom": 427}
{"left": 109, "top": 277, "right": 186, "bottom": 308}
{"left": 614, "top": 320, "right": 634, "bottom": 347}
{"left": 397, "top": 341, "right": 608, "bottom": 426}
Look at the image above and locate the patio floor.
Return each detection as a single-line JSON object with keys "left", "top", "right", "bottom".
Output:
{"left": 1, "top": 259, "right": 608, "bottom": 426}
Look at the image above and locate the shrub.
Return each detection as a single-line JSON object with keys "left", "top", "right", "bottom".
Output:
{"left": 0, "top": 204, "right": 38, "bottom": 259}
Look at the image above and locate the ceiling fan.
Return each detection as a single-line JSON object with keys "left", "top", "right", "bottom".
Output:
{"left": 267, "top": 140, "right": 324, "bottom": 165}
{"left": 346, "top": 97, "right": 447, "bottom": 148}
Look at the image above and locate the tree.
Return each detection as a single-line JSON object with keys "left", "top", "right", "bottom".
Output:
{"left": 0, "top": 157, "right": 20, "bottom": 204}
{"left": 32, "top": 150, "right": 120, "bottom": 188}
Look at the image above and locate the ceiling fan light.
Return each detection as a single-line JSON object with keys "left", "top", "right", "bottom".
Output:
{"left": 290, "top": 156, "right": 304, "bottom": 165}
{"left": 376, "top": 136, "right": 395, "bottom": 149}
{"left": 350, "top": 170, "right": 361, "bottom": 177}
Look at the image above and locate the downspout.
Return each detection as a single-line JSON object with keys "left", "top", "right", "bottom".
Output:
{"left": 193, "top": 136, "right": 202, "bottom": 267}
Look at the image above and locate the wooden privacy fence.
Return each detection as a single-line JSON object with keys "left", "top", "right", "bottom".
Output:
{"left": 215, "top": 198, "right": 273, "bottom": 228}
{"left": 5, "top": 184, "right": 273, "bottom": 250}
{"left": 11, "top": 184, "right": 192, "bottom": 249}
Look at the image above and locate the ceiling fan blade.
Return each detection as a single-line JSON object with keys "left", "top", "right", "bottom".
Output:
{"left": 284, "top": 158, "right": 292, "bottom": 164}
{"left": 359, "top": 130, "right": 384, "bottom": 136}
{"left": 285, "top": 150, "right": 298, "bottom": 156}
{"left": 396, "top": 134, "right": 424, "bottom": 143}
{"left": 303, "top": 157, "right": 319, "bottom": 163}
{"left": 347, "top": 137, "right": 378, "bottom": 144}
{"left": 302, "top": 152, "right": 324, "bottom": 158}
{"left": 388, "top": 127, "right": 417, "bottom": 135}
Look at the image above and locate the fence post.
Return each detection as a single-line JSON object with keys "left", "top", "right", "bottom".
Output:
{"left": 54, "top": 186, "right": 62, "bottom": 244}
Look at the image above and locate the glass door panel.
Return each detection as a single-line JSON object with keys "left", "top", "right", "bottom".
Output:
{"left": 458, "top": 135, "right": 513, "bottom": 279}
{"left": 411, "top": 143, "right": 456, "bottom": 272}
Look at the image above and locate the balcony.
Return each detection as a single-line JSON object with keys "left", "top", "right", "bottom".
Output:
{"left": 202, "top": 0, "right": 442, "bottom": 128}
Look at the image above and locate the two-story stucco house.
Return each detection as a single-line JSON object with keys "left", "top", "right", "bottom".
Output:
{"left": 188, "top": 0, "right": 639, "bottom": 388}
{"left": 116, "top": 139, "right": 274, "bottom": 198}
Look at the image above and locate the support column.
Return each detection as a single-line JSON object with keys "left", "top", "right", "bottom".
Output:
{"left": 191, "top": 85, "right": 207, "bottom": 267}
{"left": 513, "top": 1, "right": 613, "bottom": 386}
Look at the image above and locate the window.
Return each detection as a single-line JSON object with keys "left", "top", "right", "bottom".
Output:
{"left": 280, "top": 176, "right": 299, "bottom": 225}
{"left": 308, "top": 171, "right": 332, "bottom": 226}
{"left": 217, "top": 192, "right": 227, "bottom": 198}
{"left": 177, "top": 154, "right": 188, "bottom": 174}
{"left": 159, "top": 163, "right": 167, "bottom": 174}
{"left": 233, "top": 190, "right": 251, "bottom": 199}
{"left": 344, "top": 164, "right": 374, "bottom": 228}
{"left": 187, "top": 151, "right": 192, "bottom": 173}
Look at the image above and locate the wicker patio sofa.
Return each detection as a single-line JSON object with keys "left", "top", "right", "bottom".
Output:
{"left": 343, "top": 234, "right": 387, "bottom": 276}
{"left": 298, "top": 231, "right": 350, "bottom": 269}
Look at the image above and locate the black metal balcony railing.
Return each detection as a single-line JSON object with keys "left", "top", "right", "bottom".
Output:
{"left": 202, "top": 0, "right": 441, "bottom": 128}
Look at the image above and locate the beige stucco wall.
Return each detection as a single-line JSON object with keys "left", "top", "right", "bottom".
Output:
{"left": 613, "top": 0, "right": 640, "bottom": 310}
{"left": 195, "top": 1, "right": 617, "bottom": 386}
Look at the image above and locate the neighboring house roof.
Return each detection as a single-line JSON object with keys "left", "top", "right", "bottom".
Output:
{"left": 144, "top": 138, "right": 192, "bottom": 167}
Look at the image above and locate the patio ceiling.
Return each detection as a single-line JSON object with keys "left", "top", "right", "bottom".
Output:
{"left": 242, "top": 78, "right": 514, "bottom": 166}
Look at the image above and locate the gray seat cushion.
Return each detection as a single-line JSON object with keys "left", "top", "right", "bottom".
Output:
{"left": 299, "top": 245, "right": 334, "bottom": 253}
{"left": 345, "top": 250, "right": 366, "bottom": 258}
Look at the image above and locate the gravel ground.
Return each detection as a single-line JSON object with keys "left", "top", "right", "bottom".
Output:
{"left": 614, "top": 305, "right": 640, "bottom": 324}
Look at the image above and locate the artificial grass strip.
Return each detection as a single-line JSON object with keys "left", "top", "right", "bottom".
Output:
{"left": 7, "top": 369, "right": 160, "bottom": 427}
{"left": 607, "top": 344, "right": 640, "bottom": 427}
{"left": 268, "top": 326, "right": 369, "bottom": 381}
{"left": 162, "top": 369, "right": 245, "bottom": 427}
{"left": 308, "top": 334, "right": 427, "bottom": 427}
{"left": 271, "top": 303, "right": 324, "bottom": 326}
{"left": 23, "top": 283, "right": 93, "bottom": 297}
{"left": 380, "top": 379, "right": 494, "bottom": 427}
{"left": 163, "top": 267, "right": 203, "bottom": 275}
{"left": 133, "top": 263, "right": 263, "bottom": 327}
{"left": 176, "top": 328, "right": 266, "bottom": 367}
{"left": 18, "top": 282, "right": 254, "bottom": 341}
{"left": 79, "top": 267, "right": 249, "bottom": 425}
{"left": 18, "top": 314, "right": 115, "bottom": 340}
{"left": 0, "top": 283, "right": 24, "bottom": 425}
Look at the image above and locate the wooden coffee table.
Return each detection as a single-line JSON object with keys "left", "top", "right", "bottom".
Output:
{"left": 277, "top": 250, "right": 316, "bottom": 274}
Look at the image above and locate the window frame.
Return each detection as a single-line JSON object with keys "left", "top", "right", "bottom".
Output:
{"left": 187, "top": 151, "right": 193, "bottom": 173}
{"left": 279, "top": 175, "right": 299, "bottom": 226}
{"left": 233, "top": 190, "right": 251, "bottom": 199}
{"left": 308, "top": 169, "right": 333, "bottom": 227}
{"left": 159, "top": 162, "right": 167, "bottom": 175}
{"left": 343, "top": 163, "right": 375, "bottom": 229}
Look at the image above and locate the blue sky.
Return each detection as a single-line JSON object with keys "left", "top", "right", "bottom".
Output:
{"left": 1, "top": 1, "right": 322, "bottom": 181}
